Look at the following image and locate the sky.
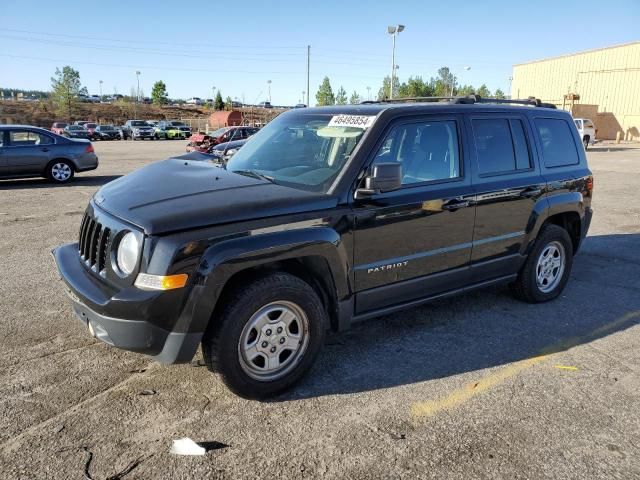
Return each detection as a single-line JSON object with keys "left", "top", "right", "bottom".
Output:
{"left": 2, "top": 0, "right": 639, "bottom": 106}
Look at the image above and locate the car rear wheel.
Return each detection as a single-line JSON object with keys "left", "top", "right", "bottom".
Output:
{"left": 47, "top": 160, "right": 74, "bottom": 183}
{"left": 510, "top": 224, "right": 573, "bottom": 303}
{"left": 202, "top": 272, "right": 326, "bottom": 399}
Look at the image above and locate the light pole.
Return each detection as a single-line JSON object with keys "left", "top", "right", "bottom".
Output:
{"left": 302, "top": 91, "right": 305, "bottom": 106}
{"left": 99, "top": 80, "right": 103, "bottom": 99}
{"left": 508, "top": 76, "right": 513, "bottom": 98}
{"left": 134, "top": 70, "right": 141, "bottom": 118}
{"left": 451, "top": 66, "right": 471, "bottom": 96}
{"left": 387, "top": 24, "right": 404, "bottom": 100}
{"left": 211, "top": 86, "right": 216, "bottom": 104}
{"left": 267, "top": 80, "right": 272, "bottom": 103}
{"left": 367, "top": 86, "right": 371, "bottom": 101}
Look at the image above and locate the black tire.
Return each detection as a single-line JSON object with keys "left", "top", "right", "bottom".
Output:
{"left": 46, "top": 159, "right": 74, "bottom": 183}
{"left": 510, "top": 224, "right": 573, "bottom": 303}
{"left": 202, "top": 272, "right": 326, "bottom": 399}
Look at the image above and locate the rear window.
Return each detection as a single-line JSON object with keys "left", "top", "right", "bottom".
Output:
{"left": 535, "top": 118, "right": 580, "bottom": 168}
{"left": 472, "top": 118, "right": 532, "bottom": 175}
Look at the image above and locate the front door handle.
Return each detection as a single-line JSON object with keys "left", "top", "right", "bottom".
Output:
{"left": 520, "top": 188, "right": 542, "bottom": 198}
{"left": 442, "top": 200, "right": 470, "bottom": 211}
{"left": 40, "top": 147, "right": 49, "bottom": 152}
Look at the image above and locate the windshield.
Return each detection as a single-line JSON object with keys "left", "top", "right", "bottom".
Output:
{"left": 226, "top": 111, "right": 372, "bottom": 193}
{"left": 210, "top": 127, "right": 232, "bottom": 137}
{"left": 170, "top": 121, "right": 186, "bottom": 126}
{"left": 100, "top": 125, "right": 114, "bottom": 130}
{"left": 131, "top": 121, "right": 148, "bottom": 127}
{"left": 68, "top": 126, "right": 84, "bottom": 130}
{"left": 86, "top": 123, "right": 97, "bottom": 128}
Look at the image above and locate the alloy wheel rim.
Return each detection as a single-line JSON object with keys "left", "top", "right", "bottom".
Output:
{"left": 238, "top": 301, "right": 309, "bottom": 381}
{"left": 535, "top": 240, "right": 565, "bottom": 293}
{"left": 51, "top": 163, "right": 71, "bottom": 181}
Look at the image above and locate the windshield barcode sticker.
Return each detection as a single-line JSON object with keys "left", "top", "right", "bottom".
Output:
{"left": 328, "top": 115, "right": 376, "bottom": 129}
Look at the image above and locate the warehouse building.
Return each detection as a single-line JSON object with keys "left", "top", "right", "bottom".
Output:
{"left": 511, "top": 42, "right": 640, "bottom": 140}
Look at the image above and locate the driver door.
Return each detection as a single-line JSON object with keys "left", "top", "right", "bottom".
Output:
{"left": 352, "top": 115, "right": 476, "bottom": 314}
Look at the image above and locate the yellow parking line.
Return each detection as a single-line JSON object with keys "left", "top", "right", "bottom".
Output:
{"left": 553, "top": 365, "right": 579, "bottom": 371}
{"left": 411, "top": 311, "right": 640, "bottom": 419}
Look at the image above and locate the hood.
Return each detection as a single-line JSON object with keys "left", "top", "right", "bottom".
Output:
{"left": 93, "top": 158, "right": 337, "bottom": 235}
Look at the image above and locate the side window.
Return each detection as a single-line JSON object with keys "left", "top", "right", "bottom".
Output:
{"left": 373, "top": 120, "right": 460, "bottom": 184}
{"left": 574, "top": 119, "right": 582, "bottom": 129}
{"left": 535, "top": 118, "right": 580, "bottom": 168}
{"left": 9, "top": 130, "right": 33, "bottom": 145}
{"left": 36, "top": 133, "right": 54, "bottom": 145}
{"left": 583, "top": 119, "right": 594, "bottom": 129}
{"left": 472, "top": 118, "right": 531, "bottom": 175}
{"left": 0, "top": 132, "right": 4, "bottom": 147}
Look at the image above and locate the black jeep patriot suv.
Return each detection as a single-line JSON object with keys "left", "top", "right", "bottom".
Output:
{"left": 53, "top": 96, "right": 593, "bottom": 398}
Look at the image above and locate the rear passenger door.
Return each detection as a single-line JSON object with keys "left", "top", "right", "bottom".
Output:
{"left": 467, "top": 114, "right": 547, "bottom": 280}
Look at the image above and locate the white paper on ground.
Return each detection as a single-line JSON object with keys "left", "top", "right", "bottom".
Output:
{"left": 170, "top": 438, "right": 206, "bottom": 456}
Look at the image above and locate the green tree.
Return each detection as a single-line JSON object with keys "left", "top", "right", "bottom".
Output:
{"left": 455, "top": 84, "right": 475, "bottom": 96}
{"left": 315, "top": 76, "right": 335, "bottom": 106}
{"left": 494, "top": 88, "right": 506, "bottom": 99}
{"left": 377, "top": 75, "right": 401, "bottom": 100}
{"left": 335, "top": 86, "right": 348, "bottom": 105}
{"left": 397, "top": 76, "right": 434, "bottom": 98}
{"left": 225, "top": 96, "right": 233, "bottom": 110}
{"left": 50, "top": 66, "right": 82, "bottom": 119}
{"left": 430, "top": 67, "right": 456, "bottom": 97}
{"left": 476, "top": 84, "right": 491, "bottom": 98}
{"left": 349, "top": 91, "right": 361, "bottom": 104}
{"left": 214, "top": 91, "right": 224, "bottom": 110}
{"left": 151, "top": 80, "right": 168, "bottom": 105}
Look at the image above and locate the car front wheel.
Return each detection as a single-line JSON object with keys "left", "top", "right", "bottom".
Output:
{"left": 510, "top": 224, "right": 573, "bottom": 303}
{"left": 202, "top": 273, "right": 326, "bottom": 399}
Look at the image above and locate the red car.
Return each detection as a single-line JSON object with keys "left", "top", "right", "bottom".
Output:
{"left": 84, "top": 123, "right": 99, "bottom": 140}
{"left": 51, "top": 122, "right": 68, "bottom": 135}
{"left": 186, "top": 126, "right": 259, "bottom": 152}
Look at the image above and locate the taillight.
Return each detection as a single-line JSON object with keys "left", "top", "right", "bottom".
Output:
{"left": 85, "top": 144, "right": 94, "bottom": 153}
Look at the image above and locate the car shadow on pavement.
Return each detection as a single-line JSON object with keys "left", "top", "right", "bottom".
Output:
{"left": 0, "top": 175, "right": 121, "bottom": 190}
{"left": 280, "top": 233, "right": 640, "bottom": 400}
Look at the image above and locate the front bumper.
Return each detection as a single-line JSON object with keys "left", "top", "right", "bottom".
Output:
{"left": 52, "top": 243, "right": 201, "bottom": 363}
{"left": 133, "top": 131, "right": 155, "bottom": 139}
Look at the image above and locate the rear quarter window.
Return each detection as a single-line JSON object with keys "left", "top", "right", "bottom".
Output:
{"left": 534, "top": 118, "right": 580, "bottom": 168}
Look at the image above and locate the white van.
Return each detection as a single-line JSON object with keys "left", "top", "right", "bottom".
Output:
{"left": 574, "top": 118, "right": 596, "bottom": 149}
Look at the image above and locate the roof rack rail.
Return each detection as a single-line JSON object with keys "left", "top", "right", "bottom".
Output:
{"left": 361, "top": 95, "right": 556, "bottom": 109}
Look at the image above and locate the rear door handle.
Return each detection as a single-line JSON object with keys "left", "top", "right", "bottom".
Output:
{"left": 442, "top": 200, "right": 471, "bottom": 211}
{"left": 40, "top": 148, "right": 49, "bottom": 152}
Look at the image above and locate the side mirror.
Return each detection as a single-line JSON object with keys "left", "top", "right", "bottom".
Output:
{"left": 357, "top": 162, "right": 402, "bottom": 196}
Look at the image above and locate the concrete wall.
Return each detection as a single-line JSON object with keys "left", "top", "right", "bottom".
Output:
{"left": 512, "top": 42, "right": 640, "bottom": 140}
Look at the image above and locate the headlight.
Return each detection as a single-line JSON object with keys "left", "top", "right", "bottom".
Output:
{"left": 116, "top": 232, "right": 140, "bottom": 275}
{"left": 225, "top": 149, "right": 238, "bottom": 156}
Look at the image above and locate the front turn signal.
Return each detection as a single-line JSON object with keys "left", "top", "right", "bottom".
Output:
{"left": 135, "top": 273, "right": 188, "bottom": 291}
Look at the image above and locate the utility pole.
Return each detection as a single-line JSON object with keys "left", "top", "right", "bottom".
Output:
{"left": 307, "top": 45, "right": 310, "bottom": 107}
{"left": 99, "top": 80, "right": 103, "bottom": 98}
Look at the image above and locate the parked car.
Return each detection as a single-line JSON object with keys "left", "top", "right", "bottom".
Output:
{"left": 0, "top": 125, "right": 98, "bottom": 183}
{"left": 208, "top": 138, "right": 247, "bottom": 162}
{"left": 88, "top": 95, "right": 101, "bottom": 103}
{"left": 124, "top": 120, "right": 155, "bottom": 140}
{"left": 189, "top": 126, "right": 258, "bottom": 151}
{"left": 63, "top": 125, "right": 91, "bottom": 139}
{"left": 94, "top": 125, "right": 121, "bottom": 140}
{"left": 154, "top": 124, "right": 186, "bottom": 140}
{"left": 51, "top": 122, "right": 68, "bottom": 135}
{"left": 52, "top": 96, "right": 593, "bottom": 398}
{"left": 73, "top": 121, "right": 90, "bottom": 127}
{"left": 294, "top": 104, "right": 307, "bottom": 109}
{"left": 574, "top": 118, "right": 597, "bottom": 149}
{"left": 158, "top": 120, "right": 191, "bottom": 138}
{"left": 258, "top": 101, "right": 273, "bottom": 109}
{"left": 116, "top": 125, "right": 131, "bottom": 140}
{"left": 84, "top": 123, "right": 99, "bottom": 140}
{"left": 186, "top": 97, "right": 204, "bottom": 105}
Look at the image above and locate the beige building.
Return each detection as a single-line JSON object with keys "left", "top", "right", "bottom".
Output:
{"left": 511, "top": 42, "right": 640, "bottom": 140}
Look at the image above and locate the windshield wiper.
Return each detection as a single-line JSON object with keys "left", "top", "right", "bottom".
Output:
{"left": 231, "top": 169, "right": 276, "bottom": 183}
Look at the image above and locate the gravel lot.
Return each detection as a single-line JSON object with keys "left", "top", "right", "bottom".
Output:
{"left": 0, "top": 140, "right": 638, "bottom": 479}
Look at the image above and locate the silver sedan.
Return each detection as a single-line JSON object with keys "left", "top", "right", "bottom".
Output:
{"left": 0, "top": 125, "right": 99, "bottom": 183}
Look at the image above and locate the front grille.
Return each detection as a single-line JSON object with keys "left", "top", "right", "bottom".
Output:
{"left": 78, "top": 213, "right": 111, "bottom": 273}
